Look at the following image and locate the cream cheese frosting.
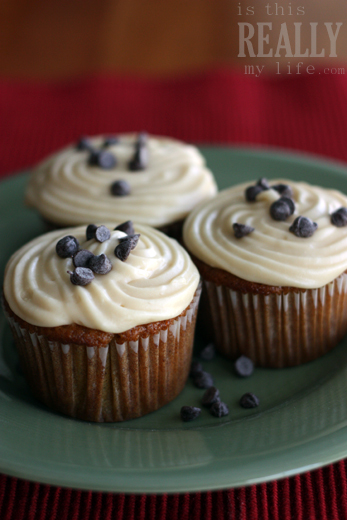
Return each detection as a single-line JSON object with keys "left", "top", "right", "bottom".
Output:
{"left": 4, "top": 224, "right": 200, "bottom": 332}
{"left": 183, "top": 179, "right": 347, "bottom": 289}
{"left": 25, "top": 134, "right": 218, "bottom": 227}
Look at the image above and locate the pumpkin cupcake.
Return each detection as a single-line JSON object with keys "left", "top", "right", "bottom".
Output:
{"left": 183, "top": 179, "right": 347, "bottom": 367}
{"left": 25, "top": 133, "right": 217, "bottom": 240}
{"left": 3, "top": 222, "right": 201, "bottom": 421}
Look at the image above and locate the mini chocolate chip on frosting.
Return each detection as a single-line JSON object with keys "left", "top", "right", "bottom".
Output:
{"left": 72, "top": 249, "right": 94, "bottom": 268}
{"left": 114, "top": 220, "right": 135, "bottom": 235}
{"left": 68, "top": 267, "right": 94, "bottom": 286}
{"left": 183, "top": 179, "right": 347, "bottom": 289}
{"left": 233, "top": 223, "right": 255, "bottom": 238}
{"left": 4, "top": 224, "right": 199, "bottom": 333}
{"left": 89, "top": 149, "right": 117, "bottom": 170}
{"left": 271, "top": 183, "right": 293, "bottom": 198}
{"left": 25, "top": 134, "right": 217, "bottom": 227}
{"left": 289, "top": 216, "right": 318, "bottom": 238}
{"left": 110, "top": 180, "right": 131, "bottom": 197}
{"left": 88, "top": 253, "right": 112, "bottom": 274}
{"left": 86, "top": 224, "right": 98, "bottom": 241}
{"left": 128, "top": 132, "right": 149, "bottom": 172}
{"left": 245, "top": 177, "right": 270, "bottom": 202}
{"left": 331, "top": 207, "right": 347, "bottom": 227}
{"left": 270, "top": 197, "right": 295, "bottom": 221}
{"left": 114, "top": 234, "right": 140, "bottom": 262}
{"left": 95, "top": 225, "right": 111, "bottom": 243}
{"left": 56, "top": 235, "right": 79, "bottom": 258}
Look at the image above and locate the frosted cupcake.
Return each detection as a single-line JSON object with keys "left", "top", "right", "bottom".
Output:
{"left": 3, "top": 222, "right": 201, "bottom": 421}
{"left": 25, "top": 133, "right": 217, "bottom": 239}
{"left": 183, "top": 178, "right": 347, "bottom": 367}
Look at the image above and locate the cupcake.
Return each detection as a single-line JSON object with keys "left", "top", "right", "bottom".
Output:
{"left": 183, "top": 178, "right": 347, "bottom": 368}
{"left": 25, "top": 133, "right": 217, "bottom": 240}
{"left": 3, "top": 222, "right": 201, "bottom": 421}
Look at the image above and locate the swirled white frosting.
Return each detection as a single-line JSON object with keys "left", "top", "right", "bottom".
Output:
{"left": 25, "top": 134, "right": 217, "bottom": 227}
{"left": 183, "top": 180, "right": 347, "bottom": 289}
{"left": 4, "top": 224, "right": 200, "bottom": 332}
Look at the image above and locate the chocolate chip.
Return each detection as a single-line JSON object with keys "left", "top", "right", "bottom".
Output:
{"left": 110, "top": 180, "right": 131, "bottom": 197}
{"left": 137, "top": 131, "right": 148, "bottom": 145}
{"left": 128, "top": 134, "right": 149, "bottom": 171}
{"left": 257, "top": 178, "right": 270, "bottom": 190}
{"left": 245, "top": 185, "right": 263, "bottom": 202}
{"left": 210, "top": 401, "right": 229, "bottom": 418}
{"left": 76, "top": 137, "right": 93, "bottom": 151}
{"left": 240, "top": 393, "right": 260, "bottom": 409}
{"left": 103, "top": 136, "right": 119, "bottom": 147}
{"left": 289, "top": 216, "right": 318, "bottom": 238}
{"left": 234, "top": 355, "right": 254, "bottom": 377}
{"left": 200, "top": 343, "right": 216, "bottom": 361}
{"left": 114, "top": 220, "right": 135, "bottom": 235}
{"left": 73, "top": 249, "right": 94, "bottom": 268}
{"left": 189, "top": 361, "right": 204, "bottom": 378}
{"left": 67, "top": 267, "right": 94, "bottom": 286}
{"left": 119, "top": 234, "right": 140, "bottom": 251}
{"left": 233, "top": 223, "right": 255, "bottom": 238}
{"left": 270, "top": 197, "right": 295, "bottom": 221}
{"left": 180, "top": 406, "right": 201, "bottom": 422}
{"left": 201, "top": 386, "right": 220, "bottom": 407}
{"left": 331, "top": 207, "right": 347, "bottom": 227}
{"left": 86, "top": 224, "right": 98, "bottom": 241}
{"left": 114, "top": 240, "right": 132, "bottom": 262}
{"left": 245, "top": 178, "right": 270, "bottom": 202}
{"left": 88, "top": 254, "right": 112, "bottom": 275}
{"left": 271, "top": 183, "right": 293, "bottom": 198}
{"left": 89, "top": 150, "right": 117, "bottom": 169}
{"left": 193, "top": 371, "right": 214, "bottom": 389}
{"left": 95, "top": 225, "right": 111, "bottom": 243}
{"left": 56, "top": 236, "right": 80, "bottom": 258}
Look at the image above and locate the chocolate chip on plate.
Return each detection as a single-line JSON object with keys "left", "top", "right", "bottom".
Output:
{"left": 67, "top": 267, "right": 94, "bottom": 286}
{"left": 240, "top": 392, "right": 260, "bottom": 409}
{"left": 180, "top": 406, "right": 201, "bottom": 422}
{"left": 189, "top": 360, "right": 204, "bottom": 378}
{"left": 56, "top": 235, "right": 79, "bottom": 258}
{"left": 193, "top": 371, "right": 214, "bottom": 389}
{"left": 233, "top": 223, "right": 255, "bottom": 239}
{"left": 331, "top": 207, "right": 347, "bottom": 227}
{"left": 200, "top": 343, "right": 216, "bottom": 361}
{"left": 270, "top": 197, "right": 295, "bottom": 221}
{"left": 95, "top": 225, "right": 111, "bottom": 243}
{"left": 114, "top": 220, "right": 135, "bottom": 235}
{"left": 271, "top": 183, "right": 293, "bottom": 198}
{"left": 88, "top": 254, "right": 112, "bottom": 275}
{"left": 110, "top": 180, "right": 131, "bottom": 197}
{"left": 201, "top": 386, "right": 220, "bottom": 407}
{"left": 210, "top": 401, "right": 229, "bottom": 418}
{"left": 234, "top": 355, "right": 254, "bottom": 378}
{"left": 73, "top": 249, "right": 94, "bottom": 268}
{"left": 289, "top": 216, "right": 318, "bottom": 238}
{"left": 89, "top": 150, "right": 117, "bottom": 169}
{"left": 86, "top": 224, "right": 98, "bottom": 241}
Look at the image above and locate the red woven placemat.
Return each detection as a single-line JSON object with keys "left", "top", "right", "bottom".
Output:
{"left": 1, "top": 69, "right": 347, "bottom": 519}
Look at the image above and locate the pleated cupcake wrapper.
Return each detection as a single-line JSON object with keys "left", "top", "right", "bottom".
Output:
{"left": 204, "top": 273, "right": 347, "bottom": 367}
{"left": 5, "top": 287, "right": 201, "bottom": 422}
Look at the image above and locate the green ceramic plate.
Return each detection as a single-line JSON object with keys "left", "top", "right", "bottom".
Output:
{"left": 2, "top": 147, "right": 347, "bottom": 493}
